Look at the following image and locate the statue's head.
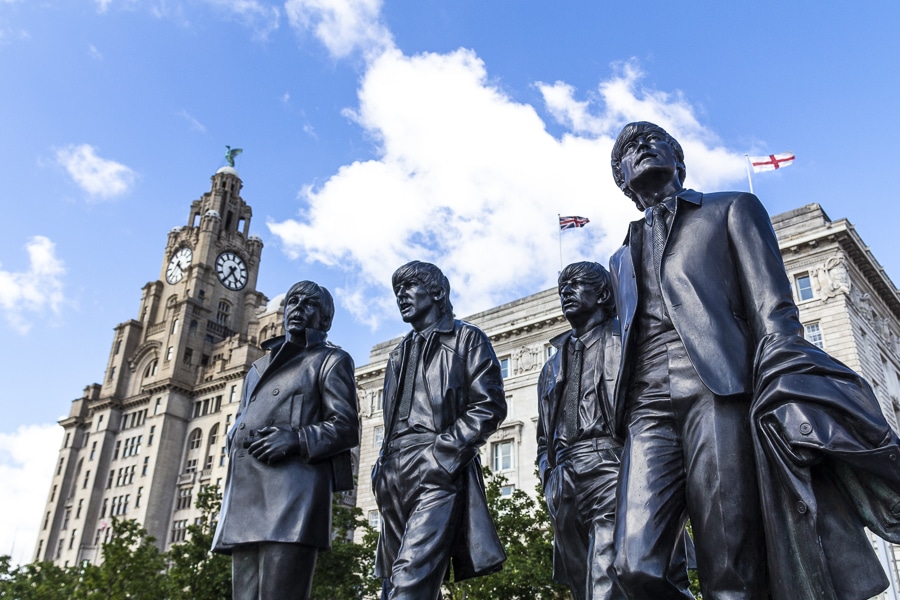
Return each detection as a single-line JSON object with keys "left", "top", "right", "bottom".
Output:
{"left": 611, "top": 121, "right": 685, "bottom": 209}
{"left": 391, "top": 261, "right": 454, "bottom": 328}
{"left": 558, "top": 261, "right": 615, "bottom": 326}
{"left": 283, "top": 280, "right": 335, "bottom": 334}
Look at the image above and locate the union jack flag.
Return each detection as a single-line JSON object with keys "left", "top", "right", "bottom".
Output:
{"left": 559, "top": 215, "right": 590, "bottom": 230}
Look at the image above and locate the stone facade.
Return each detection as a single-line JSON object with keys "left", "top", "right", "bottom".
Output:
{"left": 35, "top": 168, "right": 283, "bottom": 565}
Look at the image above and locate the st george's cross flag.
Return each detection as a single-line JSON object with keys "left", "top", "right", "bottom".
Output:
{"left": 559, "top": 215, "right": 590, "bottom": 230}
{"left": 749, "top": 152, "right": 795, "bottom": 173}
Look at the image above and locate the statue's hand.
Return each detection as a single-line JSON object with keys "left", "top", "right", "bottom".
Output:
{"left": 248, "top": 426, "right": 300, "bottom": 465}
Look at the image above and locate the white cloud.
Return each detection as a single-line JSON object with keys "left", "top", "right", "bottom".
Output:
{"left": 55, "top": 144, "right": 137, "bottom": 200}
{"left": 269, "top": 51, "right": 751, "bottom": 333}
{"left": 284, "top": 0, "right": 392, "bottom": 58}
{"left": 204, "top": 0, "right": 280, "bottom": 39}
{"left": 94, "top": 0, "right": 113, "bottom": 13}
{"left": 0, "top": 423, "right": 61, "bottom": 565}
{"left": 0, "top": 236, "right": 66, "bottom": 334}
{"left": 177, "top": 109, "right": 207, "bottom": 133}
{"left": 88, "top": 44, "right": 103, "bottom": 60}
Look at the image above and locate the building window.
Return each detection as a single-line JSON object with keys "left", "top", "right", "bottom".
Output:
{"left": 219, "top": 446, "right": 227, "bottom": 467}
{"left": 50, "top": 485, "right": 57, "bottom": 502}
{"left": 106, "top": 470, "right": 114, "bottom": 489}
{"left": 804, "top": 322, "right": 824, "bottom": 349}
{"left": 184, "top": 458, "right": 198, "bottom": 474}
{"left": 229, "top": 385, "right": 237, "bottom": 403}
{"left": 136, "top": 487, "right": 143, "bottom": 508}
{"left": 83, "top": 470, "right": 91, "bottom": 489}
{"left": 113, "top": 440, "right": 121, "bottom": 460}
{"left": 188, "top": 428, "right": 202, "bottom": 450}
{"left": 166, "top": 346, "right": 174, "bottom": 361}
{"left": 148, "top": 426, "right": 155, "bottom": 447}
{"left": 89, "top": 441, "right": 97, "bottom": 461}
{"left": 499, "top": 484, "right": 515, "bottom": 498}
{"left": 368, "top": 510, "right": 380, "bottom": 531}
{"left": 171, "top": 318, "right": 179, "bottom": 334}
{"left": 96, "top": 415, "right": 104, "bottom": 431}
{"left": 62, "top": 509, "right": 70, "bottom": 530}
{"left": 176, "top": 487, "right": 193, "bottom": 510}
{"left": 142, "top": 457, "right": 150, "bottom": 476}
{"left": 217, "top": 301, "right": 231, "bottom": 326}
{"left": 795, "top": 273, "right": 814, "bottom": 302}
{"left": 183, "top": 348, "right": 194, "bottom": 365}
{"left": 374, "top": 425, "right": 384, "bottom": 447}
{"left": 154, "top": 397, "right": 162, "bottom": 415}
{"left": 107, "top": 366, "right": 116, "bottom": 382}
{"left": 171, "top": 519, "right": 188, "bottom": 543}
{"left": 43, "top": 512, "right": 50, "bottom": 530}
{"left": 499, "top": 357, "right": 510, "bottom": 379}
{"left": 114, "top": 340, "right": 121, "bottom": 355}
{"left": 76, "top": 499, "right": 83, "bottom": 519}
{"left": 57, "top": 457, "right": 64, "bottom": 476}
{"left": 100, "top": 499, "right": 108, "bottom": 518}
{"left": 208, "top": 424, "right": 219, "bottom": 447}
{"left": 492, "top": 440, "right": 514, "bottom": 472}
{"left": 68, "top": 528, "right": 77, "bottom": 550}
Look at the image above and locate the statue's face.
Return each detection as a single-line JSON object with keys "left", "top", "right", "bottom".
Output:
{"left": 618, "top": 129, "right": 679, "bottom": 192}
{"left": 559, "top": 276, "right": 606, "bottom": 325}
{"left": 283, "top": 289, "right": 323, "bottom": 335}
{"left": 394, "top": 279, "right": 438, "bottom": 325}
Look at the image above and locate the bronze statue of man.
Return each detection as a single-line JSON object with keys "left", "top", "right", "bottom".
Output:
{"left": 536, "top": 261, "right": 635, "bottom": 600}
{"left": 212, "top": 281, "right": 360, "bottom": 600}
{"left": 373, "top": 260, "right": 507, "bottom": 600}
{"left": 608, "top": 121, "right": 900, "bottom": 600}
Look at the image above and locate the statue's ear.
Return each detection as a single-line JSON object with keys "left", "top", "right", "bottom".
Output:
{"left": 597, "top": 287, "right": 612, "bottom": 306}
{"left": 432, "top": 288, "right": 446, "bottom": 303}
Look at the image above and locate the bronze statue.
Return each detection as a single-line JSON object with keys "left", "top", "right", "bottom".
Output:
{"left": 225, "top": 145, "right": 243, "bottom": 167}
{"left": 536, "top": 262, "right": 632, "bottom": 600}
{"left": 212, "top": 281, "right": 360, "bottom": 600}
{"left": 372, "top": 261, "right": 507, "bottom": 600}
{"left": 608, "top": 121, "right": 900, "bottom": 600}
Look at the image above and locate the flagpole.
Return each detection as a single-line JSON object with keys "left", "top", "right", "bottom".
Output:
{"left": 744, "top": 154, "right": 754, "bottom": 194}
{"left": 557, "top": 214, "right": 563, "bottom": 272}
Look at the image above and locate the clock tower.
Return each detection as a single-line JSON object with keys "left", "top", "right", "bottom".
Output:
{"left": 37, "top": 163, "right": 286, "bottom": 565}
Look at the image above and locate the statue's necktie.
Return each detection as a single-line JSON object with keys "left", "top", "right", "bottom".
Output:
{"left": 397, "top": 334, "right": 423, "bottom": 421}
{"left": 652, "top": 203, "right": 669, "bottom": 278}
{"left": 565, "top": 339, "right": 584, "bottom": 439}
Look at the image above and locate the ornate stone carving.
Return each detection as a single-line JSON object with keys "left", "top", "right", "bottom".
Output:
{"left": 812, "top": 254, "right": 851, "bottom": 300}
{"left": 513, "top": 344, "right": 542, "bottom": 375}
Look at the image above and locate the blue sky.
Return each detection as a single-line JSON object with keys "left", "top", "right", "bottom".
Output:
{"left": 2, "top": 0, "right": 899, "bottom": 563}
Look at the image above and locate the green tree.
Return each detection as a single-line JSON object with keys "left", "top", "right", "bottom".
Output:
{"left": 0, "top": 555, "right": 76, "bottom": 600}
{"left": 165, "top": 485, "right": 232, "bottom": 600}
{"left": 442, "top": 468, "right": 569, "bottom": 600}
{"left": 311, "top": 496, "right": 381, "bottom": 600}
{"left": 73, "top": 518, "right": 167, "bottom": 600}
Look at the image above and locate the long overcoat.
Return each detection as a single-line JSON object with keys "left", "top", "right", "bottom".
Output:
{"left": 373, "top": 316, "right": 507, "bottom": 581}
{"left": 212, "top": 330, "right": 359, "bottom": 553}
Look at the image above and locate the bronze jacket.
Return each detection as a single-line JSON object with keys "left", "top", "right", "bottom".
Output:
{"left": 212, "top": 330, "right": 360, "bottom": 553}
{"left": 609, "top": 189, "right": 802, "bottom": 435}
{"left": 535, "top": 322, "right": 621, "bottom": 487}
{"left": 374, "top": 316, "right": 507, "bottom": 580}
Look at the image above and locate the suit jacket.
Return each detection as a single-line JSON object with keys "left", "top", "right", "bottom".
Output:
{"left": 535, "top": 321, "right": 621, "bottom": 487}
{"left": 374, "top": 315, "right": 507, "bottom": 580}
{"left": 609, "top": 189, "right": 802, "bottom": 435}
{"left": 212, "top": 330, "right": 360, "bottom": 553}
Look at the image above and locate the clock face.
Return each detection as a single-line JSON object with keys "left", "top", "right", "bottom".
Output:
{"left": 165, "top": 247, "right": 193, "bottom": 284}
{"left": 216, "top": 251, "right": 248, "bottom": 290}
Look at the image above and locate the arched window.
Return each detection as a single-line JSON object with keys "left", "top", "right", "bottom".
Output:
{"left": 143, "top": 359, "right": 159, "bottom": 379}
{"left": 207, "top": 424, "right": 219, "bottom": 448}
{"left": 187, "top": 428, "right": 202, "bottom": 450}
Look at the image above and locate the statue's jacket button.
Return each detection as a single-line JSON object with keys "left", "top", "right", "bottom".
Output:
{"left": 272, "top": 388, "right": 280, "bottom": 396}
{"left": 796, "top": 501, "right": 808, "bottom": 514}
{"left": 799, "top": 422, "right": 812, "bottom": 435}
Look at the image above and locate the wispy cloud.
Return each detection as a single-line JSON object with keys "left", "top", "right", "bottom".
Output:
{"left": 0, "top": 236, "right": 65, "bottom": 334}
{"left": 285, "top": 0, "right": 392, "bottom": 59}
{"left": 270, "top": 19, "right": 748, "bottom": 333}
{"left": 204, "top": 0, "right": 280, "bottom": 39}
{"left": 88, "top": 44, "right": 103, "bottom": 60}
{"left": 177, "top": 109, "right": 207, "bottom": 133}
{"left": 0, "top": 423, "right": 62, "bottom": 565}
{"left": 54, "top": 144, "right": 137, "bottom": 200}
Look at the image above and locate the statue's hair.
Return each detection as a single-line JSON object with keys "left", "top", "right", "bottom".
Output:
{"left": 392, "top": 261, "right": 454, "bottom": 318}
{"left": 558, "top": 261, "right": 616, "bottom": 315}
{"left": 610, "top": 121, "right": 686, "bottom": 209}
{"left": 285, "top": 280, "right": 335, "bottom": 332}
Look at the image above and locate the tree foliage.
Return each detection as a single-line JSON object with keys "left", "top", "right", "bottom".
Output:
{"left": 442, "top": 468, "right": 569, "bottom": 600}
{"left": 310, "top": 496, "right": 380, "bottom": 600}
{"left": 165, "top": 486, "right": 232, "bottom": 600}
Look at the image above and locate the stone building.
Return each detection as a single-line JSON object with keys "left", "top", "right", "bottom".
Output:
{"left": 36, "top": 164, "right": 900, "bottom": 599}
{"left": 34, "top": 166, "right": 284, "bottom": 565}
